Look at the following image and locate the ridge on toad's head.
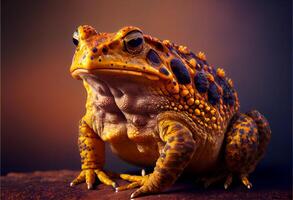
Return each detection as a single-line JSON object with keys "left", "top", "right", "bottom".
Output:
{"left": 70, "top": 25, "right": 197, "bottom": 86}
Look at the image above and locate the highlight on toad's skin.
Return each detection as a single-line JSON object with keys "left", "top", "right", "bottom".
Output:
{"left": 69, "top": 25, "right": 271, "bottom": 198}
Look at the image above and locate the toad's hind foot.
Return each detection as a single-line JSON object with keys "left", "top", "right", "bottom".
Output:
{"left": 224, "top": 110, "right": 271, "bottom": 189}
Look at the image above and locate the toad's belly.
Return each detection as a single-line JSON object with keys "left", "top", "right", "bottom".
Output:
{"left": 108, "top": 135, "right": 159, "bottom": 167}
{"left": 107, "top": 129, "right": 224, "bottom": 174}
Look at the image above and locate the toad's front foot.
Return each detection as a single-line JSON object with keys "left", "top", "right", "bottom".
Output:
{"left": 70, "top": 169, "right": 117, "bottom": 190}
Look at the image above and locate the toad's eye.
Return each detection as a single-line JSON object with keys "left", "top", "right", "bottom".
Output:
{"left": 72, "top": 30, "right": 79, "bottom": 46}
{"left": 124, "top": 31, "right": 144, "bottom": 54}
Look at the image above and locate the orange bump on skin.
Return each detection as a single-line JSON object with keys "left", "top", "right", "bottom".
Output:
{"left": 178, "top": 45, "right": 189, "bottom": 54}
{"left": 205, "top": 106, "right": 211, "bottom": 111}
{"left": 178, "top": 105, "right": 183, "bottom": 110}
{"left": 212, "top": 117, "right": 216, "bottom": 121}
{"left": 180, "top": 90, "right": 189, "bottom": 97}
{"left": 171, "top": 102, "right": 175, "bottom": 107}
{"left": 211, "top": 109, "right": 216, "bottom": 115}
{"left": 216, "top": 68, "right": 226, "bottom": 78}
{"left": 197, "top": 51, "right": 207, "bottom": 60}
{"left": 184, "top": 105, "right": 189, "bottom": 110}
{"left": 195, "top": 109, "right": 201, "bottom": 115}
{"left": 187, "top": 98, "right": 195, "bottom": 106}
{"left": 201, "top": 112, "right": 205, "bottom": 116}
{"left": 163, "top": 39, "right": 171, "bottom": 45}
{"left": 195, "top": 99, "right": 200, "bottom": 105}
{"left": 199, "top": 104, "right": 204, "bottom": 109}
{"left": 188, "top": 109, "right": 193, "bottom": 113}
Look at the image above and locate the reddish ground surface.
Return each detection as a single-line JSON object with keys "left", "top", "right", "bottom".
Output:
{"left": 1, "top": 170, "right": 291, "bottom": 200}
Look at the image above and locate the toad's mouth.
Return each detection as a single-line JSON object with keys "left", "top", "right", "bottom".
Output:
{"left": 71, "top": 67, "right": 165, "bottom": 81}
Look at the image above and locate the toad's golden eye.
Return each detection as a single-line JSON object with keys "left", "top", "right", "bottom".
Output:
{"left": 72, "top": 30, "right": 79, "bottom": 46}
{"left": 124, "top": 31, "right": 144, "bottom": 54}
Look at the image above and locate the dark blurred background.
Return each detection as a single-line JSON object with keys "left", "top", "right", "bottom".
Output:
{"left": 1, "top": 0, "right": 292, "bottom": 187}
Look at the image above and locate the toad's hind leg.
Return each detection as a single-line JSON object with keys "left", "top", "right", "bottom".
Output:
{"left": 224, "top": 110, "right": 271, "bottom": 189}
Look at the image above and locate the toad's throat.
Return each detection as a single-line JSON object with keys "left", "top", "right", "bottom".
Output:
{"left": 82, "top": 74, "right": 165, "bottom": 119}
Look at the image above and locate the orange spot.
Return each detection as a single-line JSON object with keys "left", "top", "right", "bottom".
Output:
{"left": 216, "top": 68, "right": 226, "bottom": 78}
{"left": 178, "top": 45, "right": 189, "bottom": 54}
{"left": 197, "top": 51, "right": 207, "bottom": 61}
{"left": 180, "top": 89, "right": 189, "bottom": 97}
{"left": 187, "top": 98, "right": 194, "bottom": 106}
{"left": 195, "top": 109, "right": 201, "bottom": 115}
{"left": 195, "top": 99, "right": 200, "bottom": 105}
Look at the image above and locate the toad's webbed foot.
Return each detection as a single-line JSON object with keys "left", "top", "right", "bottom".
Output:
{"left": 70, "top": 169, "right": 117, "bottom": 190}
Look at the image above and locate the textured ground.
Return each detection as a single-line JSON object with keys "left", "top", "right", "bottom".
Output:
{"left": 1, "top": 170, "right": 291, "bottom": 200}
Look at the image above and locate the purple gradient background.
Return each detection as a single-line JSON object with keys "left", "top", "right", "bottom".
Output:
{"left": 1, "top": 0, "right": 292, "bottom": 186}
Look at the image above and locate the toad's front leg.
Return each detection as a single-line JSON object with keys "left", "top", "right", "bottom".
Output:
{"left": 128, "top": 112, "right": 197, "bottom": 198}
{"left": 70, "top": 119, "right": 117, "bottom": 189}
